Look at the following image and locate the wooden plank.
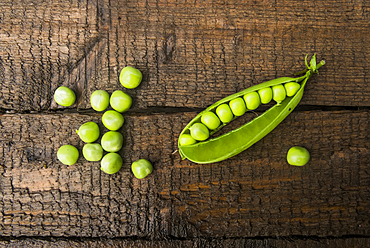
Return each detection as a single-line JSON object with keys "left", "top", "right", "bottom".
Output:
{"left": 1, "top": 237, "right": 370, "bottom": 248}
{"left": 1, "top": 0, "right": 370, "bottom": 111}
{"left": 0, "top": 0, "right": 104, "bottom": 111}
{"left": 0, "top": 110, "right": 369, "bottom": 237}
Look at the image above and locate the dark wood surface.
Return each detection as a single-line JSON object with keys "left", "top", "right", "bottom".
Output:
{"left": 0, "top": 0, "right": 369, "bottom": 247}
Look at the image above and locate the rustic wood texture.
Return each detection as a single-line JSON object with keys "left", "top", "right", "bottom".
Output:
{"left": 0, "top": 0, "right": 370, "bottom": 112}
{"left": 0, "top": 111, "right": 369, "bottom": 238}
{"left": 1, "top": 237, "right": 370, "bottom": 248}
{"left": 0, "top": 0, "right": 370, "bottom": 245}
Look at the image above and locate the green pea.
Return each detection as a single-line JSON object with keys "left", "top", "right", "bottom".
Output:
{"left": 190, "top": 123, "right": 209, "bottom": 141}
{"left": 102, "top": 110, "right": 124, "bottom": 131}
{"left": 284, "top": 82, "right": 301, "bottom": 97}
{"left": 54, "top": 86, "right": 76, "bottom": 107}
{"left": 287, "top": 146, "right": 310, "bottom": 166}
{"left": 131, "top": 159, "right": 153, "bottom": 179}
{"left": 243, "top": 92, "right": 261, "bottom": 110}
{"left": 272, "top": 85, "right": 287, "bottom": 103}
{"left": 101, "top": 131, "right": 124, "bottom": 152}
{"left": 57, "top": 145, "right": 79, "bottom": 165}
{"left": 90, "top": 90, "right": 110, "bottom": 112}
{"left": 83, "top": 143, "right": 103, "bottom": 162}
{"left": 110, "top": 90, "right": 132, "bottom": 113}
{"left": 258, "top": 87, "right": 273, "bottom": 104}
{"left": 76, "top": 122, "right": 100, "bottom": 143}
{"left": 201, "top": 112, "right": 220, "bottom": 130}
{"left": 101, "top": 153, "right": 123, "bottom": 174}
{"left": 216, "top": 104, "right": 233, "bottom": 123}
{"left": 179, "top": 134, "right": 197, "bottom": 146}
{"left": 119, "top": 66, "right": 143, "bottom": 89}
{"left": 229, "top": 97, "right": 247, "bottom": 116}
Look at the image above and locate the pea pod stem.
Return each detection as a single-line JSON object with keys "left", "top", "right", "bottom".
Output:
{"left": 179, "top": 54, "right": 325, "bottom": 164}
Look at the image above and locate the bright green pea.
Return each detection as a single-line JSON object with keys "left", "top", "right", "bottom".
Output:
{"left": 76, "top": 122, "right": 100, "bottom": 143}
{"left": 287, "top": 146, "right": 310, "bottom": 166}
{"left": 83, "top": 143, "right": 103, "bottom": 162}
{"left": 243, "top": 92, "right": 261, "bottom": 110}
{"left": 57, "top": 145, "right": 79, "bottom": 165}
{"left": 258, "top": 87, "right": 273, "bottom": 104}
{"left": 54, "top": 86, "right": 76, "bottom": 107}
{"left": 101, "top": 153, "right": 123, "bottom": 174}
{"left": 201, "top": 112, "right": 221, "bottom": 130}
{"left": 110, "top": 90, "right": 132, "bottom": 113}
{"left": 229, "top": 97, "right": 247, "bottom": 116}
{"left": 102, "top": 110, "right": 124, "bottom": 131}
{"left": 179, "top": 134, "right": 197, "bottom": 146}
{"left": 284, "top": 82, "right": 301, "bottom": 97}
{"left": 216, "top": 104, "right": 233, "bottom": 123}
{"left": 190, "top": 123, "right": 209, "bottom": 141}
{"left": 90, "top": 90, "right": 110, "bottom": 112}
{"left": 119, "top": 66, "right": 143, "bottom": 89}
{"left": 272, "top": 85, "right": 287, "bottom": 103}
{"left": 101, "top": 131, "right": 124, "bottom": 152}
{"left": 131, "top": 159, "right": 153, "bottom": 179}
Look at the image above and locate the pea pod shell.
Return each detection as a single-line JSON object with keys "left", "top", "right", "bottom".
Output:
{"left": 178, "top": 76, "right": 308, "bottom": 164}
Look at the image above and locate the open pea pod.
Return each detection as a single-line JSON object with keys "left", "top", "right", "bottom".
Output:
{"left": 178, "top": 54, "right": 325, "bottom": 164}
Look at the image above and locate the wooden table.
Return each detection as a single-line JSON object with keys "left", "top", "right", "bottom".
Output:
{"left": 0, "top": 0, "right": 369, "bottom": 247}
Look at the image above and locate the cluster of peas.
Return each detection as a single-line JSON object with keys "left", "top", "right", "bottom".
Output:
{"left": 179, "top": 81, "right": 302, "bottom": 146}
{"left": 55, "top": 66, "right": 153, "bottom": 179}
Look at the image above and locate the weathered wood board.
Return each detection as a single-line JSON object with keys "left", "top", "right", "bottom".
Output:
{"left": 0, "top": 111, "right": 369, "bottom": 238}
{"left": 0, "top": 0, "right": 370, "bottom": 112}
{"left": 0, "top": 0, "right": 369, "bottom": 245}
{"left": 1, "top": 237, "right": 370, "bottom": 248}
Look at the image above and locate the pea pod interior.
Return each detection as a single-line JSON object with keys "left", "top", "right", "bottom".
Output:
{"left": 180, "top": 75, "right": 305, "bottom": 138}
{"left": 179, "top": 77, "right": 308, "bottom": 163}
{"left": 178, "top": 54, "right": 325, "bottom": 164}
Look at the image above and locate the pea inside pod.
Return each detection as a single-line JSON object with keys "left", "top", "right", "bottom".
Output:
{"left": 243, "top": 92, "right": 261, "bottom": 110}
{"left": 216, "top": 104, "right": 234, "bottom": 123}
{"left": 178, "top": 54, "right": 325, "bottom": 164}
{"left": 258, "top": 87, "right": 273, "bottom": 104}
{"left": 201, "top": 112, "right": 221, "bottom": 130}
{"left": 229, "top": 97, "right": 247, "bottom": 116}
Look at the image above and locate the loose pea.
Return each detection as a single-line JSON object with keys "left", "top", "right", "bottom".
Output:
{"left": 243, "top": 92, "right": 261, "bottom": 110}
{"left": 229, "top": 97, "right": 247, "bottom": 116}
{"left": 287, "top": 146, "right": 310, "bottom": 166}
{"left": 57, "top": 145, "right": 79, "bottom": 165}
{"left": 110, "top": 90, "right": 132, "bottom": 113}
{"left": 119, "top": 66, "right": 143, "bottom": 89}
{"left": 101, "top": 153, "right": 123, "bottom": 174}
{"left": 54, "top": 86, "right": 76, "bottom": 107}
{"left": 83, "top": 143, "right": 103, "bottom": 162}
{"left": 284, "top": 82, "right": 301, "bottom": 97}
{"left": 131, "top": 159, "right": 153, "bottom": 179}
{"left": 201, "top": 112, "right": 221, "bottom": 130}
{"left": 272, "top": 85, "right": 287, "bottom": 103}
{"left": 216, "top": 104, "right": 233, "bottom": 123}
{"left": 179, "top": 134, "right": 197, "bottom": 146}
{"left": 90, "top": 90, "right": 110, "bottom": 112}
{"left": 258, "top": 87, "right": 273, "bottom": 104}
{"left": 76, "top": 122, "right": 100, "bottom": 143}
{"left": 101, "top": 131, "right": 124, "bottom": 152}
{"left": 102, "top": 110, "right": 124, "bottom": 131}
{"left": 190, "top": 123, "right": 209, "bottom": 141}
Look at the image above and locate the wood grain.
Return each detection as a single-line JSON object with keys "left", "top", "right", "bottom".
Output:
{"left": 0, "top": 0, "right": 104, "bottom": 111}
{"left": 1, "top": 0, "right": 369, "bottom": 244}
{"left": 1, "top": 0, "right": 370, "bottom": 112}
{"left": 1, "top": 237, "right": 370, "bottom": 248}
{"left": 0, "top": 110, "right": 369, "bottom": 237}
